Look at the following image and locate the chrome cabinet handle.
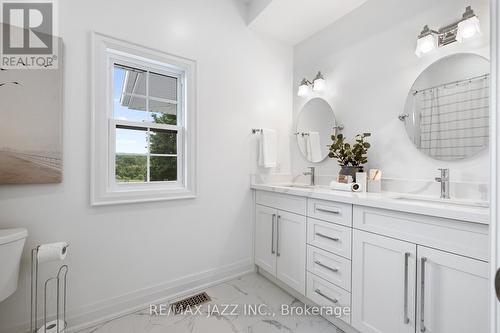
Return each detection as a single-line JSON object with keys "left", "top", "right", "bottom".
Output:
{"left": 403, "top": 252, "right": 410, "bottom": 324}
{"left": 314, "top": 260, "right": 339, "bottom": 273}
{"left": 315, "top": 289, "right": 338, "bottom": 304}
{"left": 420, "top": 257, "right": 427, "bottom": 332}
{"left": 276, "top": 215, "right": 281, "bottom": 257}
{"left": 271, "top": 214, "right": 276, "bottom": 255}
{"left": 315, "top": 232, "right": 340, "bottom": 242}
{"left": 316, "top": 207, "right": 341, "bottom": 214}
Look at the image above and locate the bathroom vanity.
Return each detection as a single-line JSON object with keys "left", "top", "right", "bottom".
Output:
{"left": 252, "top": 184, "right": 489, "bottom": 333}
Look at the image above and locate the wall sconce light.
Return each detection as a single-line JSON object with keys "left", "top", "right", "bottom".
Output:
{"left": 415, "top": 6, "right": 481, "bottom": 57}
{"left": 297, "top": 71, "right": 326, "bottom": 96}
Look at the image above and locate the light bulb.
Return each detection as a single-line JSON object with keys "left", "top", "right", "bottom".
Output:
{"left": 297, "top": 79, "right": 311, "bottom": 97}
{"left": 312, "top": 72, "right": 326, "bottom": 91}
{"left": 415, "top": 33, "right": 436, "bottom": 57}
{"left": 457, "top": 16, "right": 481, "bottom": 42}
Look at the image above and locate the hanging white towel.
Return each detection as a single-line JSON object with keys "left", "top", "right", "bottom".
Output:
{"left": 307, "top": 131, "right": 323, "bottom": 162}
{"left": 258, "top": 129, "right": 277, "bottom": 168}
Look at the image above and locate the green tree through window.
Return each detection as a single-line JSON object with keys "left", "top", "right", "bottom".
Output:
{"left": 115, "top": 113, "right": 178, "bottom": 182}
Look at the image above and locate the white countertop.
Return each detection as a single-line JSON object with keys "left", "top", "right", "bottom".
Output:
{"left": 251, "top": 183, "right": 490, "bottom": 225}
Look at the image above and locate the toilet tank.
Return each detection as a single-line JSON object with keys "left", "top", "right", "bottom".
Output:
{"left": 0, "top": 228, "right": 28, "bottom": 302}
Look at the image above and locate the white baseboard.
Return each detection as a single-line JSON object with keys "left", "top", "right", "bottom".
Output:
{"left": 4, "top": 259, "right": 255, "bottom": 333}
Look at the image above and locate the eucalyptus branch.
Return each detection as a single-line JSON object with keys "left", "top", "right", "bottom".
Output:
{"left": 328, "top": 133, "right": 371, "bottom": 167}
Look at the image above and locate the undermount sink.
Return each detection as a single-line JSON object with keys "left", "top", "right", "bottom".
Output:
{"left": 390, "top": 194, "right": 489, "bottom": 208}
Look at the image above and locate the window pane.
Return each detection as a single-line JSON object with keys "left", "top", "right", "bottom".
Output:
{"left": 150, "top": 129, "right": 177, "bottom": 154}
{"left": 150, "top": 156, "right": 177, "bottom": 182}
{"left": 150, "top": 99, "right": 177, "bottom": 125}
{"left": 115, "top": 126, "right": 148, "bottom": 154}
{"left": 149, "top": 72, "right": 177, "bottom": 100}
{"left": 114, "top": 95, "right": 148, "bottom": 122}
{"left": 115, "top": 154, "right": 147, "bottom": 183}
{"left": 115, "top": 126, "right": 148, "bottom": 183}
{"left": 114, "top": 64, "right": 146, "bottom": 96}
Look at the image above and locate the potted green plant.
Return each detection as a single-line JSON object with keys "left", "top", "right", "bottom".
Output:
{"left": 328, "top": 133, "right": 371, "bottom": 181}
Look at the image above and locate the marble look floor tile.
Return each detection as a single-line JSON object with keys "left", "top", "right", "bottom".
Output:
{"left": 76, "top": 273, "right": 339, "bottom": 333}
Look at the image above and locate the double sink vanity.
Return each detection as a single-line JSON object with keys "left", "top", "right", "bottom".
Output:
{"left": 252, "top": 183, "right": 489, "bottom": 333}
{"left": 252, "top": 46, "right": 491, "bottom": 333}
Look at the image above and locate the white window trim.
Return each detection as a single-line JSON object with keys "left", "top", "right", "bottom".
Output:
{"left": 91, "top": 32, "right": 197, "bottom": 206}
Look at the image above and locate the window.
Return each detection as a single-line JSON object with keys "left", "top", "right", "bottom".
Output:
{"left": 113, "top": 64, "right": 180, "bottom": 183}
{"left": 91, "top": 33, "right": 196, "bottom": 205}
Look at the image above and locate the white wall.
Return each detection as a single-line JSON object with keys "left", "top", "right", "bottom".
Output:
{"left": 292, "top": 0, "right": 490, "bottom": 185}
{"left": 0, "top": 0, "right": 293, "bottom": 331}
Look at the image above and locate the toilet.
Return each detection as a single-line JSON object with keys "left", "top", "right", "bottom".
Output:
{"left": 0, "top": 228, "right": 28, "bottom": 302}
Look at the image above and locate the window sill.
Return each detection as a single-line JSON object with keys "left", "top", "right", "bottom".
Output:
{"left": 91, "top": 184, "right": 196, "bottom": 206}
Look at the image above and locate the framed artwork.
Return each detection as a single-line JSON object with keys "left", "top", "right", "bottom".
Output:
{"left": 0, "top": 40, "right": 63, "bottom": 184}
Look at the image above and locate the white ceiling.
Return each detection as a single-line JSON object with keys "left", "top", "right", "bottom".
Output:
{"left": 244, "top": 0, "right": 368, "bottom": 46}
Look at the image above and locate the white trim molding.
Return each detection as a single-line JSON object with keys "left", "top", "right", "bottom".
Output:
{"left": 490, "top": 0, "right": 499, "bottom": 332}
{"left": 90, "top": 32, "right": 197, "bottom": 206}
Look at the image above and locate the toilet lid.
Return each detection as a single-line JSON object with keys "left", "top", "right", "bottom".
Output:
{"left": 0, "top": 228, "right": 28, "bottom": 245}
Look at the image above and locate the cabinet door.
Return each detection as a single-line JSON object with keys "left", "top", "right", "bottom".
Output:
{"left": 352, "top": 230, "right": 416, "bottom": 333}
{"left": 276, "top": 210, "right": 307, "bottom": 294}
{"left": 255, "top": 205, "right": 277, "bottom": 276}
{"left": 417, "top": 246, "right": 489, "bottom": 333}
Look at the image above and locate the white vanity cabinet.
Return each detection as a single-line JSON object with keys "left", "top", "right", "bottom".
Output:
{"left": 253, "top": 188, "right": 490, "bottom": 333}
{"left": 255, "top": 205, "right": 278, "bottom": 275}
{"left": 351, "top": 229, "right": 417, "bottom": 333}
{"left": 351, "top": 206, "right": 489, "bottom": 333}
{"left": 255, "top": 192, "right": 307, "bottom": 294}
{"left": 416, "top": 246, "right": 489, "bottom": 333}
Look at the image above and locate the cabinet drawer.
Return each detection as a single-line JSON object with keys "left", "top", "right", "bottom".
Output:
{"left": 307, "top": 218, "right": 352, "bottom": 259}
{"left": 307, "top": 272, "right": 351, "bottom": 324}
{"left": 307, "top": 199, "right": 352, "bottom": 226}
{"left": 353, "top": 206, "right": 489, "bottom": 261}
{"left": 307, "top": 245, "right": 351, "bottom": 291}
{"left": 256, "top": 191, "right": 307, "bottom": 215}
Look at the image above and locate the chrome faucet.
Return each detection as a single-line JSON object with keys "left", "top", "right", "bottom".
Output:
{"left": 303, "top": 167, "right": 316, "bottom": 186}
{"left": 435, "top": 168, "right": 450, "bottom": 199}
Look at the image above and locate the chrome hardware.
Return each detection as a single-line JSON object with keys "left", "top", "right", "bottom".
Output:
{"left": 314, "top": 260, "right": 339, "bottom": 273}
{"left": 420, "top": 257, "right": 427, "bottom": 332}
{"left": 435, "top": 168, "right": 450, "bottom": 199}
{"left": 404, "top": 252, "right": 410, "bottom": 324}
{"left": 315, "top": 232, "right": 340, "bottom": 242}
{"left": 315, "top": 289, "right": 338, "bottom": 304}
{"left": 271, "top": 214, "right": 276, "bottom": 255}
{"left": 398, "top": 113, "right": 409, "bottom": 121}
{"left": 333, "top": 124, "right": 344, "bottom": 132}
{"left": 316, "top": 207, "right": 340, "bottom": 214}
{"left": 31, "top": 247, "right": 69, "bottom": 333}
{"left": 276, "top": 215, "right": 281, "bottom": 257}
{"left": 303, "top": 167, "right": 315, "bottom": 186}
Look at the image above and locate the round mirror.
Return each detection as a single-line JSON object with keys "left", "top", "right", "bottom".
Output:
{"left": 296, "top": 98, "right": 336, "bottom": 163}
{"left": 403, "top": 53, "right": 490, "bottom": 161}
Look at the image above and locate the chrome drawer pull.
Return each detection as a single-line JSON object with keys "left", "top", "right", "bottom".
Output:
{"left": 420, "top": 257, "right": 427, "bottom": 333}
{"left": 314, "top": 260, "right": 339, "bottom": 273}
{"left": 315, "top": 289, "right": 338, "bottom": 304}
{"left": 271, "top": 214, "right": 276, "bottom": 255}
{"left": 316, "top": 207, "right": 341, "bottom": 214}
{"left": 403, "top": 252, "right": 410, "bottom": 324}
{"left": 276, "top": 215, "right": 281, "bottom": 257}
{"left": 315, "top": 232, "right": 340, "bottom": 242}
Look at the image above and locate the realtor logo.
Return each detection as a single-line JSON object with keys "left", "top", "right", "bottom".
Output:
{"left": 3, "top": 2, "right": 52, "bottom": 54}
{"left": 1, "top": 0, "right": 58, "bottom": 68}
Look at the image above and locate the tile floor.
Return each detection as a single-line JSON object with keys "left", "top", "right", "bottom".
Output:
{"left": 77, "top": 273, "right": 342, "bottom": 333}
